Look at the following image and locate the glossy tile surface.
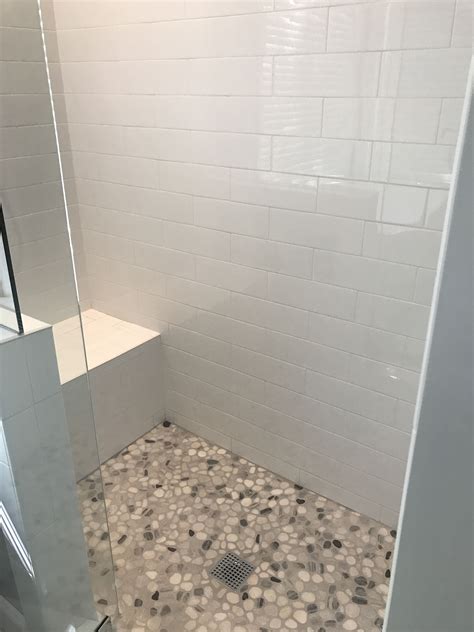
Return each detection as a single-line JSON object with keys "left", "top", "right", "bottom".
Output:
{"left": 47, "top": 0, "right": 471, "bottom": 520}
{"left": 80, "top": 422, "right": 395, "bottom": 632}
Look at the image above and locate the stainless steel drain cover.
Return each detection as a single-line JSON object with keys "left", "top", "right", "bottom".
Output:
{"left": 209, "top": 552, "right": 255, "bottom": 591}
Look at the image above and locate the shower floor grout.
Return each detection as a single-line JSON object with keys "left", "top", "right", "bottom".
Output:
{"left": 78, "top": 421, "right": 395, "bottom": 632}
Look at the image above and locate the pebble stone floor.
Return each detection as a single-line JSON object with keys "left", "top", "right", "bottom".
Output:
{"left": 78, "top": 421, "right": 396, "bottom": 632}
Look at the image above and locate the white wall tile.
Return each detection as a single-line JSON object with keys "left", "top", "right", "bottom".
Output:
{"left": 356, "top": 293, "right": 430, "bottom": 340}
{"left": 268, "top": 272, "right": 357, "bottom": 320}
{"left": 317, "top": 179, "right": 383, "bottom": 221}
{"left": 425, "top": 189, "right": 449, "bottom": 230}
{"left": 381, "top": 185, "right": 427, "bottom": 226}
{"left": 188, "top": 56, "right": 273, "bottom": 95}
{"left": 274, "top": 52, "right": 380, "bottom": 97}
{"left": 231, "top": 345, "right": 306, "bottom": 394}
{"left": 392, "top": 99, "right": 441, "bottom": 143}
{"left": 389, "top": 143, "right": 456, "bottom": 188}
{"left": 327, "top": 2, "right": 455, "bottom": 52}
{"left": 230, "top": 293, "right": 309, "bottom": 338}
{"left": 437, "top": 98, "right": 464, "bottom": 145}
{"left": 308, "top": 312, "right": 416, "bottom": 370}
{"left": 231, "top": 168, "right": 318, "bottom": 212}
{"left": 164, "top": 222, "right": 230, "bottom": 261}
{"left": 194, "top": 196, "right": 269, "bottom": 238}
{"left": 46, "top": 0, "right": 469, "bottom": 520}
{"left": 270, "top": 208, "right": 364, "bottom": 254}
{"left": 349, "top": 355, "right": 419, "bottom": 403}
{"left": 305, "top": 369, "right": 397, "bottom": 426}
{"left": 0, "top": 338, "right": 33, "bottom": 419}
{"left": 195, "top": 256, "right": 268, "bottom": 298}
{"left": 379, "top": 48, "right": 471, "bottom": 98}
{"left": 156, "top": 96, "right": 323, "bottom": 136}
{"left": 363, "top": 222, "right": 442, "bottom": 269}
{"left": 322, "top": 98, "right": 394, "bottom": 141}
{"left": 159, "top": 162, "right": 230, "bottom": 199}
{"left": 451, "top": 0, "right": 472, "bottom": 47}
{"left": 414, "top": 268, "right": 436, "bottom": 306}
{"left": 231, "top": 234, "right": 313, "bottom": 279}
{"left": 273, "top": 136, "right": 372, "bottom": 179}
{"left": 313, "top": 250, "right": 417, "bottom": 300}
{"left": 191, "top": 131, "right": 271, "bottom": 169}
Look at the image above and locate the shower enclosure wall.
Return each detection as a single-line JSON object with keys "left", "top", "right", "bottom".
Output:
{"left": 1, "top": 0, "right": 118, "bottom": 629}
{"left": 44, "top": 0, "right": 471, "bottom": 525}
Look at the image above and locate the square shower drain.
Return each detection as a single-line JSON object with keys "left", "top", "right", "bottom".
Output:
{"left": 209, "top": 552, "right": 255, "bottom": 591}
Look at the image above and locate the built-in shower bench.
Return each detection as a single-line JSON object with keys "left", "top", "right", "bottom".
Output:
{"left": 53, "top": 310, "right": 165, "bottom": 479}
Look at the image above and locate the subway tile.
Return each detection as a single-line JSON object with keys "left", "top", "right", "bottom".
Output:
{"left": 166, "top": 276, "right": 231, "bottom": 315}
{"left": 0, "top": 125, "right": 56, "bottom": 161}
{"left": 394, "top": 399, "right": 416, "bottom": 434}
{"left": 191, "top": 131, "right": 271, "bottom": 170}
{"left": 264, "top": 329, "right": 351, "bottom": 380}
{"left": 414, "top": 268, "right": 437, "bottom": 306}
{"left": 273, "top": 136, "right": 372, "bottom": 179}
{"left": 322, "top": 98, "right": 394, "bottom": 141}
{"left": 437, "top": 99, "right": 464, "bottom": 145}
{"left": 356, "top": 293, "right": 430, "bottom": 340}
{"left": 327, "top": 1, "right": 455, "bottom": 52}
{"left": 231, "top": 346, "right": 306, "bottom": 394}
{"left": 305, "top": 369, "right": 397, "bottom": 426}
{"left": 381, "top": 185, "right": 427, "bottom": 227}
{"left": 188, "top": 56, "right": 273, "bottom": 96}
{"left": 138, "top": 293, "right": 197, "bottom": 327}
{"left": 195, "top": 256, "right": 268, "bottom": 299}
{"left": 164, "top": 222, "right": 230, "bottom": 261}
{"left": 73, "top": 152, "right": 158, "bottom": 189}
{"left": 0, "top": 338, "right": 33, "bottom": 419}
{"left": 159, "top": 162, "right": 230, "bottom": 199}
{"left": 231, "top": 235, "right": 313, "bottom": 279}
{"left": 274, "top": 53, "right": 380, "bottom": 97}
{"left": 167, "top": 325, "right": 232, "bottom": 367}
{"left": 268, "top": 272, "right": 356, "bottom": 320}
{"left": 349, "top": 355, "right": 419, "bottom": 403}
{"left": 265, "top": 382, "right": 405, "bottom": 459}
{"left": 194, "top": 196, "right": 269, "bottom": 238}
{"left": 0, "top": 61, "right": 49, "bottom": 94}
{"left": 172, "top": 9, "right": 328, "bottom": 58}
{"left": 451, "top": 0, "right": 472, "bottom": 47}
{"left": 231, "top": 169, "right": 317, "bottom": 212}
{"left": 24, "top": 328, "right": 61, "bottom": 402}
{"left": 362, "top": 222, "right": 442, "bottom": 269}
{"left": 184, "top": 0, "right": 274, "bottom": 19}
{"left": 270, "top": 208, "right": 364, "bottom": 254}
{"left": 392, "top": 99, "right": 441, "bottom": 143}
{"left": 425, "top": 189, "right": 449, "bottom": 230}
{"left": 379, "top": 48, "right": 471, "bottom": 98}
{"left": 229, "top": 293, "right": 309, "bottom": 338}
{"left": 134, "top": 243, "right": 195, "bottom": 279}
{"left": 156, "top": 96, "right": 323, "bottom": 136}
{"left": 388, "top": 143, "right": 456, "bottom": 188}
{"left": 317, "top": 179, "right": 383, "bottom": 221}
{"left": 308, "top": 312, "right": 416, "bottom": 370}
{"left": 313, "top": 250, "right": 417, "bottom": 300}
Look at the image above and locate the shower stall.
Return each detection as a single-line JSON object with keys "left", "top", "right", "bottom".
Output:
{"left": 0, "top": 0, "right": 471, "bottom": 631}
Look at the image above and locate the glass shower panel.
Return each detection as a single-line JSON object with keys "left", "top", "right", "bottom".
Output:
{"left": 0, "top": 0, "right": 118, "bottom": 630}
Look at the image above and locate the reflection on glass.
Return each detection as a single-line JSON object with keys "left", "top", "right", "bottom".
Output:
{"left": 0, "top": 204, "right": 23, "bottom": 336}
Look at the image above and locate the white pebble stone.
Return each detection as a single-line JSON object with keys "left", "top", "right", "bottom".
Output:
{"left": 170, "top": 573, "right": 181, "bottom": 585}
{"left": 343, "top": 620, "right": 358, "bottom": 630}
{"left": 298, "top": 570, "right": 310, "bottom": 582}
{"left": 294, "top": 610, "right": 307, "bottom": 624}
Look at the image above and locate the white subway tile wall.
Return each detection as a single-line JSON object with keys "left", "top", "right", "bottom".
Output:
{"left": 45, "top": 0, "right": 471, "bottom": 524}
{"left": 1, "top": 1, "right": 85, "bottom": 324}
